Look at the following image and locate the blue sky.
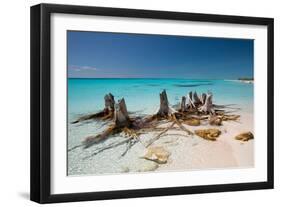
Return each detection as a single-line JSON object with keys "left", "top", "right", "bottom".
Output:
{"left": 67, "top": 31, "right": 253, "bottom": 79}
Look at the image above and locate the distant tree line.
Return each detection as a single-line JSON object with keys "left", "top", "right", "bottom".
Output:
{"left": 238, "top": 77, "right": 254, "bottom": 81}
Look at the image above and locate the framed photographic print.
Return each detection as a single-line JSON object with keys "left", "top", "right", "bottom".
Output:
{"left": 30, "top": 3, "right": 274, "bottom": 203}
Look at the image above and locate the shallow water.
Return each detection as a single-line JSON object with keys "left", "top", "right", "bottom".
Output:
{"left": 68, "top": 78, "right": 253, "bottom": 118}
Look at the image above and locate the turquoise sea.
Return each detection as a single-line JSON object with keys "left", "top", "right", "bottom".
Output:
{"left": 68, "top": 78, "right": 253, "bottom": 121}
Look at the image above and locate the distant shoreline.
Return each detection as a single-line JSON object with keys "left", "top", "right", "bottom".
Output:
{"left": 224, "top": 79, "right": 254, "bottom": 84}
{"left": 238, "top": 78, "right": 254, "bottom": 84}
{"left": 239, "top": 80, "right": 254, "bottom": 84}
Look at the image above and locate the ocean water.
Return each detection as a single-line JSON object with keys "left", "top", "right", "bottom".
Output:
{"left": 68, "top": 78, "right": 253, "bottom": 121}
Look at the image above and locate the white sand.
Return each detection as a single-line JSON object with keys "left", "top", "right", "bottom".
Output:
{"left": 68, "top": 111, "right": 253, "bottom": 176}
{"left": 156, "top": 112, "right": 253, "bottom": 172}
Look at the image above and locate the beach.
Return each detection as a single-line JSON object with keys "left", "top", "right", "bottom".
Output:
{"left": 67, "top": 79, "right": 254, "bottom": 176}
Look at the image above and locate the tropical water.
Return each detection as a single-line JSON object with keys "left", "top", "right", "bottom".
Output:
{"left": 68, "top": 78, "right": 253, "bottom": 121}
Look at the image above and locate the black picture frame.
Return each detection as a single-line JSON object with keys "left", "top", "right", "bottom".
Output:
{"left": 30, "top": 3, "right": 274, "bottom": 204}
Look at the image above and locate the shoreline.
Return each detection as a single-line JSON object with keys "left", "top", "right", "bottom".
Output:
{"left": 225, "top": 79, "right": 254, "bottom": 84}
{"left": 239, "top": 80, "right": 254, "bottom": 84}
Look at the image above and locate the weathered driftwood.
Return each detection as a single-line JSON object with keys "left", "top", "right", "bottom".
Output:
{"left": 74, "top": 89, "right": 241, "bottom": 158}
{"left": 200, "top": 93, "right": 207, "bottom": 105}
{"left": 104, "top": 93, "right": 115, "bottom": 111}
{"left": 145, "top": 89, "right": 197, "bottom": 147}
{"left": 83, "top": 128, "right": 140, "bottom": 160}
{"left": 68, "top": 144, "right": 83, "bottom": 152}
{"left": 185, "top": 115, "right": 209, "bottom": 120}
{"left": 159, "top": 133, "right": 188, "bottom": 139}
{"left": 141, "top": 90, "right": 177, "bottom": 123}
{"left": 137, "top": 90, "right": 172, "bottom": 125}
{"left": 145, "top": 122, "right": 176, "bottom": 147}
{"left": 82, "top": 89, "right": 196, "bottom": 154}
{"left": 180, "top": 96, "right": 187, "bottom": 112}
{"left": 157, "top": 90, "right": 170, "bottom": 117}
{"left": 193, "top": 91, "right": 201, "bottom": 105}
{"left": 82, "top": 98, "right": 132, "bottom": 149}
{"left": 184, "top": 118, "right": 201, "bottom": 126}
{"left": 221, "top": 114, "right": 240, "bottom": 121}
{"left": 83, "top": 136, "right": 134, "bottom": 159}
{"left": 209, "top": 115, "right": 222, "bottom": 126}
{"left": 83, "top": 125, "right": 120, "bottom": 148}
{"left": 172, "top": 114, "right": 193, "bottom": 135}
{"left": 141, "top": 90, "right": 238, "bottom": 147}
{"left": 71, "top": 93, "right": 115, "bottom": 124}
{"left": 198, "top": 93, "right": 215, "bottom": 114}
{"left": 208, "top": 114, "right": 240, "bottom": 127}
{"left": 187, "top": 91, "right": 196, "bottom": 109}
{"left": 71, "top": 111, "right": 105, "bottom": 124}
{"left": 120, "top": 127, "right": 140, "bottom": 157}
{"left": 120, "top": 138, "right": 138, "bottom": 157}
{"left": 114, "top": 98, "right": 131, "bottom": 128}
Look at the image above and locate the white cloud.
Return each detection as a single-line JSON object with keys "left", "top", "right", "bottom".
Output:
{"left": 69, "top": 65, "right": 98, "bottom": 71}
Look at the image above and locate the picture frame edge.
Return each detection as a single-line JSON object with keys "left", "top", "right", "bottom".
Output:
{"left": 30, "top": 3, "right": 274, "bottom": 204}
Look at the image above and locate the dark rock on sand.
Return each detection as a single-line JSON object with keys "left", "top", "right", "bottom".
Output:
{"left": 195, "top": 129, "right": 221, "bottom": 141}
{"left": 235, "top": 132, "right": 254, "bottom": 141}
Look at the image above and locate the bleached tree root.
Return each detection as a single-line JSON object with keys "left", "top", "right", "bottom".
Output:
{"left": 160, "top": 133, "right": 189, "bottom": 139}
{"left": 198, "top": 92, "right": 215, "bottom": 114}
{"left": 145, "top": 121, "right": 176, "bottom": 147}
{"left": 72, "top": 89, "right": 241, "bottom": 159}
{"left": 193, "top": 91, "right": 201, "bottom": 105}
{"left": 83, "top": 128, "right": 140, "bottom": 159}
{"left": 83, "top": 125, "right": 120, "bottom": 149}
{"left": 171, "top": 114, "right": 193, "bottom": 135}
{"left": 180, "top": 96, "right": 187, "bottom": 112}
{"left": 114, "top": 98, "right": 131, "bottom": 128}
{"left": 200, "top": 93, "right": 207, "bottom": 105}
{"left": 187, "top": 91, "right": 196, "bottom": 109}
{"left": 68, "top": 144, "right": 83, "bottom": 152}
{"left": 71, "top": 111, "right": 106, "bottom": 124}
{"left": 157, "top": 90, "right": 170, "bottom": 116}
{"left": 71, "top": 93, "right": 115, "bottom": 124}
{"left": 83, "top": 137, "right": 135, "bottom": 160}
{"left": 82, "top": 98, "right": 133, "bottom": 148}
{"left": 221, "top": 114, "right": 240, "bottom": 121}
{"left": 120, "top": 138, "right": 139, "bottom": 157}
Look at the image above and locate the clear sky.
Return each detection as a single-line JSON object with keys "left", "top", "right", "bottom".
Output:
{"left": 67, "top": 31, "right": 253, "bottom": 79}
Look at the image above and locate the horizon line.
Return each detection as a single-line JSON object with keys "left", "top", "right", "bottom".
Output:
{"left": 67, "top": 77, "right": 252, "bottom": 80}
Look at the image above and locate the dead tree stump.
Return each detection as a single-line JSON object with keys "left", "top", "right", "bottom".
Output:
{"left": 157, "top": 90, "right": 169, "bottom": 117}
{"left": 114, "top": 98, "right": 131, "bottom": 128}
{"left": 187, "top": 91, "right": 195, "bottom": 109}
{"left": 180, "top": 96, "right": 187, "bottom": 112}
{"left": 193, "top": 91, "right": 201, "bottom": 105}
{"left": 74, "top": 89, "right": 240, "bottom": 154}
{"left": 104, "top": 93, "right": 115, "bottom": 112}
{"left": 198, "top": 93, "right": 215, "bottom": 114}
{"left": 71, "top": 93, "right": 115, "bottom": 124}
{"left": 200, "top": 93, "right": 207, "bottom": 105}
{"left": 83, "top": 98, "right": 131, "bottom": 148}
